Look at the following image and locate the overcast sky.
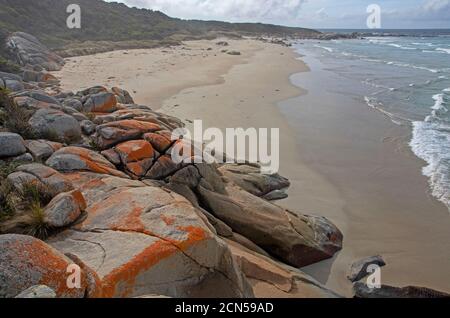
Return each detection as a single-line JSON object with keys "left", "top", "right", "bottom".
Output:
{"left": 107, "top": 0, "right": 450, "bottom": 29}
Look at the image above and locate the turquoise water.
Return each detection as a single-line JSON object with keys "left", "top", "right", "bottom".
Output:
{"left": 293, "top": 33, "right": 450, "bottom": 210}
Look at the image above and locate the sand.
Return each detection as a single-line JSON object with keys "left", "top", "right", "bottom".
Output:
{"left": 54, "top": 38, "right": 450, "bottom": 297}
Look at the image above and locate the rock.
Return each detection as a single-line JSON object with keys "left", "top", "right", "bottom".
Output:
{"left": 80, "top": 120, "right": 96, "bottom": 135}
{"left": 111, "top": 87, "right": 134, "bottom": 104}
{"left": 62, "top": 98, "right": 83, "bottom": 112}
{"left": 353, "top": 282, "right": 450, "bottom": 298}
{"left": 44, "top": 190, "right": 86, "bottom": 228}
{"left": 29, "top": 109, "right": 82, "bottom": 142}
{"left": 143, "top": 131, "right": 173, "bottom": 153}
{"left": 145, "top": 155, "right": 181, "bottom": 180}
{"left": 114, "top": 140, "right": 156, "bottom": 178}
{"left": 227, "top": 51, "right": 241, "bottom": 55}
{"left": 46, "top": 146, "right": 129, "bottom": 179}
{"left": 94, "top": 119, "right": 161, "bottom": 149}
{"left": 0, "top": 71, "right": 22, "bottom": 81}
{"left": 0, "top": 132, "right": 26, "bottom": 158}
{"left": 4, "top": 79, "right": 24, "bottom": 92}
{"left": 227, "top": 240, "right": 340, "bottom": 298}
{"left": 347, "top": 255, "right": 386, "bottom": 283}
{"left": 0, "top": 234, "right": 94, "bottom": 298}
{"left": 24, "top": 139, "right": 63, "bottom": 160}
{"left": 262, "top": 190, "right": 288, "bottom": 201}
{"left": 101, "top": 148, "right": 122, "bottom": 166}
{"left": 0, "top": 77, "right": 5, "bottom": 89}
{"left": 8, "top": 163, "right": 74, "bottom": 195}
{"left": 219, "top": 164, "right": 290, "bottom": 198}
{"left": 198, "top": 182, "right": 343, "bottom": 268}
{"left": 79, "top": 86, "right": 107, "bottom": 96}
{"left": 48, "top": 173, "right": 253, "bottom": 298}
{"left": 216, "top": 41, "right": 229, "bottom": 46}
{"left": 15, "top": 285, "right": 56, "bottom": 298}
{"left": 83, "top": 92, "right": 118, "bottom": 113}
{"left": 14, "top": 90, "right": 60, "bottom": 105}
{"left": 12, "top": 153, "right": 34, "bottom": 163}
{"left": 6, "top": 32, "right": 65, "bottom": 71}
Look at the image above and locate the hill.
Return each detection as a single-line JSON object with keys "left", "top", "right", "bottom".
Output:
{"left": 0, "top": 0, "right": 320, "bottom": 49}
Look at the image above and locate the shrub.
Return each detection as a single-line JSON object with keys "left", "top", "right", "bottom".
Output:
{"left": 0, "top": 180, "right": 56, "bottom": 239}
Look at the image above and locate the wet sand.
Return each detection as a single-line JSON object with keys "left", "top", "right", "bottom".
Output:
{"left": 282, "top": 54, "right": 450, "bottom": 296}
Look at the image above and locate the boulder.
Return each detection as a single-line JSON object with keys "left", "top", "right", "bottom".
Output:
{"left": 219, "top": 164, "right": 290, "bottom": 198}
{"left": 0, "top": 234, "right": 96, "bottom": 298}
{"left": 62, "top": 99, "right": 83, "bottom": 112}
{"left": 8, "top": 163, "right": 74, "bottom": 195}
{"left": 114, "top": 140, "right": 156, "bottom": 178}
{"left": 29, "top": 109, "right": 82, "bottom": 142}
{"left": 48, "top": 173, "right": 253, "bottom": 298}
{"left": 44, "top": 190, "right": 87, "bottom": 228}
{"left": 353, "top": 282, "right": 450, "bottom": 298}
{"left": 227, "top": 240, "right": 340, "bottom": 298}
{"left": 15, "top": 285, "right": 56, "bottom": 298}
{"left": 145, "top": 155, "right": 181, "bottom": 180}
{"left": 24, "top": 139, "right": 63, "bottom": 160}
{"left": 4, "top": 79, "right": 24, "bottom": 92}
{"left": 347, "top": 255, "right": 386, "bottom": 283}
{"left": 112, "top": 87, "right": 134, "bottom": 104}
{"left": 143, "top": 131, "right": 174, "bottom": 153}
{"left": 80, "top": 120, "right": 96, "bottom": 135}
{"left": 6, "top": 32, "right": 65, "bottom": 71}
{"left": 46, "top": 146, "right": 129, "bottom": 179}
{"left": 198, "top": 181, "right": 343, "bottom": 268}
{"left": 83, "top": 92, "right": 118, "bottom": 113}
{"left": 0, "top": 132, "right": 26, "bottom": 158}
{"left": 94, "top": 119, "right": 161, "bottom": 149}
{"left": 14, "top": 90, "right": 60, "bottom": 105}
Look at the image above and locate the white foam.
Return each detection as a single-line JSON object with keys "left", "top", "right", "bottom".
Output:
{"left": 410, "top": 121, "right": 450, "bottom": 211}
{"left": 436, "top": 48, "right": 450, "bottom": 54}
{"left": 432, "top": 93, "right": 446, "bottom": 110}
{"left": 314, "top": 45, "right": 333, "bottom": 53}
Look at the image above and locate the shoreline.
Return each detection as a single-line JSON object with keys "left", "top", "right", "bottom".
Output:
{"left": 53, "top": 38, "right": 450, "bottom": 297}
{"left": 281, "top": 50, "right": 450, "bottom": 296}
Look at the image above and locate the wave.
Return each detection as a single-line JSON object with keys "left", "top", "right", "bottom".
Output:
{"left": 314, "top": 45, "right": 333, "bottom": 53}
{"left": 410, "top": 89, "right": 450, "bottom": 212}
{"left": 436, "top": 48, "right": 450, "bottom": 54}
{"left": 364, "top": 96, "right": 406, "bottom": 125}
{"left": 411, "top": 121, "right": 450, "bottom": 211}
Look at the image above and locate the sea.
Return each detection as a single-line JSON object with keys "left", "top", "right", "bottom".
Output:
{"left": 291, "top": 29, "right": 450, "bottom": 210}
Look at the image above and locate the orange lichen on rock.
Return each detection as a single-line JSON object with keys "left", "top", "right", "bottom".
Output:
{"left": 115, "top": 140, "right": 154, "bottom": 162}
{"left": 0, "top": 235, "right": 90, "bottom": 298}
{"left": 101, "top": 240, "right": 177, "bottom": 298}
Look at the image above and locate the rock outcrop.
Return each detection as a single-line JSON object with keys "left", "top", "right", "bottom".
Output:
{"left": 1, "top": 63, "right": 343, "bottom": 298}
{"left": 6, "top": 32, "right": 65, "bottom": 71}
{"left": 48, "top": 173, "right": 253, "bottom": 298}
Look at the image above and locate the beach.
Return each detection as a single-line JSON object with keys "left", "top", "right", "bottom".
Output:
{"left": 54, "top": 38, "right": 450, "bottom": 297}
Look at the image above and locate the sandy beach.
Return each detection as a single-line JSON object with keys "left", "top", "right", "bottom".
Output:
{"left": 54, "top": 38, "right": 450, "bottom": 297}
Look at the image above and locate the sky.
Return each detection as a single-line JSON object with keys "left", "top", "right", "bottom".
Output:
{"left": 107, "top": 0, "right": 450, "bottom": 29}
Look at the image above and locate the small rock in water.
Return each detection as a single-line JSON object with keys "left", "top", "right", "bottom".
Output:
{"left": 347, "top": 255, "right": 386, "bottom": 282}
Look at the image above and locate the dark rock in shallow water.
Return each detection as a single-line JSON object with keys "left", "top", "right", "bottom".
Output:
{"left": 347, "top": 255, "right": 386, "bottom": 282}
{"left": 354, "top": 282, "right": 450, "bottom": 298}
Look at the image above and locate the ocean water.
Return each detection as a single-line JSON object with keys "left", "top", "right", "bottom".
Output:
{"left": 293, "top": 31, "right": 450, "bottom": 210}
